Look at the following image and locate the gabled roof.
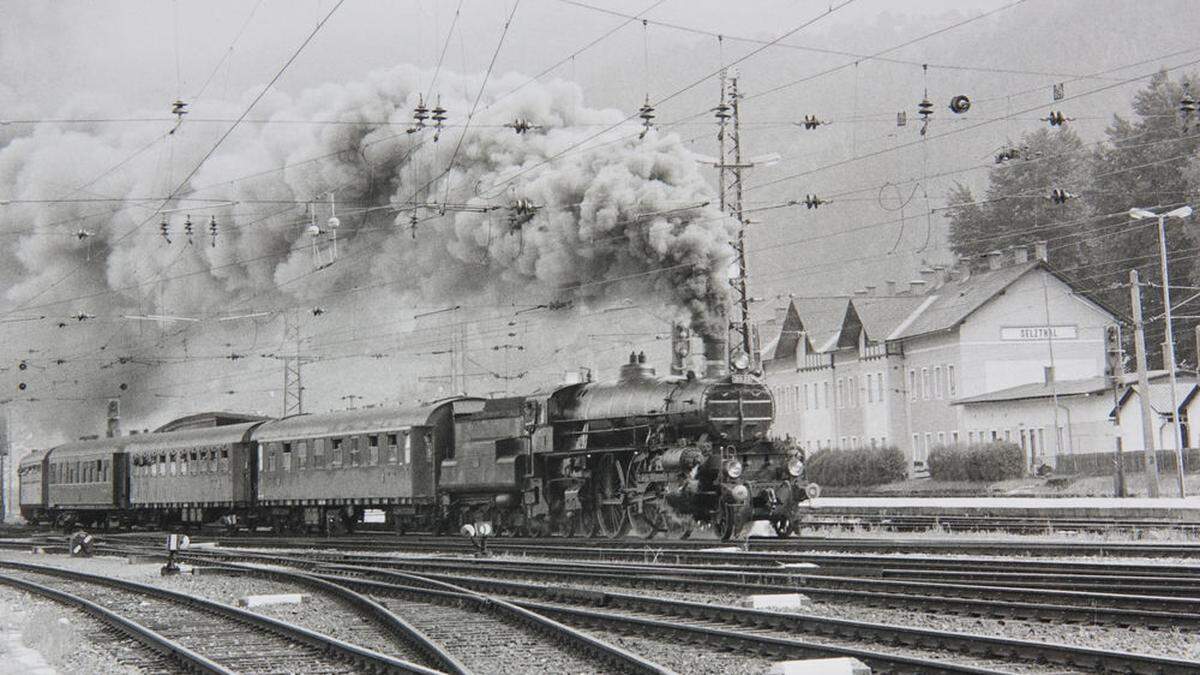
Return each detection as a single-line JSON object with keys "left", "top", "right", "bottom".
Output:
{"left": 893, "top": 261, "right": 1041, "bottom": 339}
{"left": 848, "top": 295, "right": 930, "bottom": 343}
{"left": 1113, "top": 381, "right": 1200, "bottom": 417}
{"left": 766, "top": 297, "right": 846, "bottom": 363}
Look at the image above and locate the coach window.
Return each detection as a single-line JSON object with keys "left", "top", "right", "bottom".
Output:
{"left": 331, "top": 438, "right": 343, "bottom": 467}
{"left": 181, "top": 452, "right": 188, "bottom": 476}
{"left": 268, "top": 446, "right": 277, "bottom": 472}
{"left": 312, "top": 438, "right": 325, "bottom": 467}
{"left": 282, "top": 443, "right": 292, "bottom": 472}
{"left": 386, "top": 433, "right": 398, "bottom": 464}
{"left": 403, "top": 431, "right": 412, "bottom": 464}
{"left": 350, "top": 437, "right": 361, "bottom": 466}
{"left": 220, "top": 448, "right": 230, "bottom": 473}
{"left": 368, "top": 435, "right": 380, "bottom": 465}
{"left": 171, "top": 452, "right": 179, "bottom": 476}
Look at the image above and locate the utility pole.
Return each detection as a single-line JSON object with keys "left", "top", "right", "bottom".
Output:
{"left": 282, "top": 310, "right": 305, "bottom": 417}
{"left": 1131, "top": 269, "right": 1162, "bottom": 497}
{"left": 709, "top": 69, "right": 779, "bottom": 366}
{"left": 1105, "top": 325, "right": 1127, "bottom": 496}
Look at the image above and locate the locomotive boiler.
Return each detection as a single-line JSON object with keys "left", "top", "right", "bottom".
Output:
{"left": 439, "top": 351, "right": 817, "bottom": 539}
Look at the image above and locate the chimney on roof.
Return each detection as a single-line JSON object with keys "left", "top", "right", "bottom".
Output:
{"left": 1011, "top": 245, "right": 1029, "bottom": 265}
{"left": 1034, "top": 240, "right": 1048, "bottom": 262}
{"left": 919, "top": 268, "right": 937, "bottom": 287}
{"left": 909, "top": 279, "right": 928, "bottom": 294}
{"left": 884, "top": 280, "right": 896, "bottom": 295}
{"left": 864, "top": 284, "right": 877, "bottom": 296}
{"left": 987, "top": 250, "right": 1004, "bottom": 271}
{"left": 931, "top": 265, "right": 949, "bottom": 288}
{"left": 853, "top": 288, "right": 868, "bottom": 296}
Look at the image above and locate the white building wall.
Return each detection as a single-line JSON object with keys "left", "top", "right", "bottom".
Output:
{"left": 959, "top": 394, "right": 1118, "bottom": 467}
{"left": 1116, "top": 392, "right": 1200, "bottom": 452}
{"left": 958, "top": 271, "right": 1110, "bottom": 396}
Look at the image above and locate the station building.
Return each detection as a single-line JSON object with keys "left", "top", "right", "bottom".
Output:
{"left": 761, "top": 244, "right": 1126, "bottom": 473}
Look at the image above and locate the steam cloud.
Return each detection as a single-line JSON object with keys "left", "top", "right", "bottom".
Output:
{"left": 2, "top": 64, "right": 735, "bottom": 333}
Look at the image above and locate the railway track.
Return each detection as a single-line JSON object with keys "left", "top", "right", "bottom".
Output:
{"left": 99, "top": 531, "right": 1200, "bottom": 559}
{"left": 797, "top": 511, "right": 1200, "bottom": 535}
{"left": 204, "top": 554, "right": 1199, "bottom": 674}
{"left": 0, "top": 559, "right": 442, "bottom": 675}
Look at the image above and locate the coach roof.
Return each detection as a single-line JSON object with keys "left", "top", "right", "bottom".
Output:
{"left": 252, "top": 404, "right": 441, "bottom": 443}
{"left": 123, "top": 421, "right": 262, "bottom": 453}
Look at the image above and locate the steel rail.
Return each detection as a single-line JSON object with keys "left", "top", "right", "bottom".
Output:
{"left": 0, "top": 571, "right": 234, "bottom": 675}
{"left": 189, "top": 558, "right": 671, "bottom": 674}
{"left": 0, "top": 560, "right": 443, "bottom": 675}
{"left": 342, "top": 568, "right": 1200, "bottom": 675}
{"left": 286, "top": 567, "right": 1007, "bottom": 675}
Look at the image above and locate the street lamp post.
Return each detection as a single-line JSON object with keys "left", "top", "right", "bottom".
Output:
{"left": 1130, "top": 205, "right": 1194, "bottom": 498}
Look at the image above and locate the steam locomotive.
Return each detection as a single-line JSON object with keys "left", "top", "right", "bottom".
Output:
{"left": 19, "top": 353, "right": 816, "bottom": 540}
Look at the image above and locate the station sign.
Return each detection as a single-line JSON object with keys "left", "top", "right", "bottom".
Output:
{"left": 999, "top": 325, "right": 1078, "bottom": 341}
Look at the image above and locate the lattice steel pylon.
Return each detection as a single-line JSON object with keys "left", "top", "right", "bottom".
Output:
{"left": 282, "top": 309, "right": 304, "bottom": 416}
{"left": 717, "top": 69, "right": 751, "bottom": 360}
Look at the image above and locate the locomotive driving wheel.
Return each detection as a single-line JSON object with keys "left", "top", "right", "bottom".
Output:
{"left": 591, "top": 454, "right": 629, "bottom": 539}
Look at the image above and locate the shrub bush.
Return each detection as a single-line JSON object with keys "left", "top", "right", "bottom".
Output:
{"left": 927, "top": 442, "right": 1025, "bottom": 482}
{"left": 806, "top": 446, "right": 907, "bottom": 487}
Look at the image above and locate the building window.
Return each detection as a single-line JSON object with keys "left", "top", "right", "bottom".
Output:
{"left": 840, "top": 436, "right": 847, "bottom": 449}
{"left": 824, "top": 382, "right": 830, "bottom": 410}
{"left": 937, "top": 431, "right": 946, "bottom": 446}
{"left": 951, "top": 431, "right": 959, "bottom": 445}
{"left": 803, "top": 384, "right": 810, "bottom": 410}
{"left": 1004, "top": 429, "right": 1012, "bottom": 442}
{"left": 909, "top": 370, "right": 918, "bottom": 401}
{"left": 934, "top": 366, "right": 942, "bottom": 398}
{"left": 922, "top": 433, "right": 932, "bottom": 461}
{"left": 848, "top": 376, "right": 856, "bottom": 407}
{"left": 968, "top": 431, "right": 976, "bottom": 444}
{"left": 991, "top": 429, "right": 999, "bottom": 442}
{"left": 1020, "top": 428, "right": 1028, "bottom": 451}
{"left": 912, "top": 433, "right": 921, "bottom": 459}
{"left": 837, "top": 379, "right": 844, "bottom": 408}
{"left": 922, "top": 368, "right": 931, "bottom": 399}
{"left": 947, "top": 365, "right": 957, "bottom": 397}
{"left": 866, "top": 374, "right": 874, "bottom": 403}
{"left": 877, "top": 372, "right": 884, "bottom": 401}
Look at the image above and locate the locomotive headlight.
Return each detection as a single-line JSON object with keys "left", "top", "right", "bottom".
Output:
{"left": 787, "top": 457, "right": 804, "bottom": 477}
{"left": 730, "top": 484, "right": 750, "bottom": 502}
{"left": 731, "top": 352, "right": 751, "bottom": 372}
{"left": 723, "top": 459, "right": 743, "bottom": 479}
{"left": 478, "top": 522, "right": 494, "bottom": 537}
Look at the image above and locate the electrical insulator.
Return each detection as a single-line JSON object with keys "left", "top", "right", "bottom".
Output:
{"left": 896, "top": 111, "right": 907, "bottom": 127}
{"left": 160, "top": 217, "right": 171, "bottom": 244}
{"left": 17, "top": 382, "right": 26, "bottom": 391}
{"left": 507, "top": 118, "right": 540, "bottom": 134}
{"left": 184, "top": 215, "right": 194, "bottom": 245}
{"left": 511, "top": 198, "right": 538, "bottom": 215}
{"left": 1181, "top": 86, "right": 1196, "bottom": 133}
{"left": 713, "top": 102, "right": 731, "bottom": 123}
{"left": 800, "top": 115, "right": 826, "bottom": 130}
{"left": 1047, "top": 188, "right": 1075, "bottom": 204}
{"left": 312, "top": 307, "right": 325, "bottom": 316}
{"left": 408, "top": 95, "right": 429, "bottom": 134}
{"left": 917, "top": 95, "right": 933, "bottom": 136}
{"left": 409, "top": 212, "right": 418, "bottom": 239}
{"left": 76, "top": 229, "right": 93, "bottom": 241}
{"left": 18, "top": 360, "right": 27, "bottom": 370}
{"left": 995, "top": 146, "right": 1022, "bottom": 164}
{"left": 948, "top": 95, "right": 971, "bottom": 114}
{"left": 638, "top": 97, "right": 656, "bottom": 139}
{"left": 802, "top": 194, "right": 826, "bottom": 209}
{"left": 1042, "top": 110, "right": 1071, "bottom": 127}
{"left": 209, "top": 215, "right": 218, "bottom": 247}
{"left": 171, "top": 99, "right": 188, "bottom": 117}
{"left": 431, "top": 97, "right": 447, "bottom": 142}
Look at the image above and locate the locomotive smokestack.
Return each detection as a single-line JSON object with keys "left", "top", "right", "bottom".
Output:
{"left": 703, "top": 331, "right": 728, "bottom": 379}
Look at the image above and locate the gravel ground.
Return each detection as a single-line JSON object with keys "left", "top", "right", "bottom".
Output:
{"left": 580, "top": 625, "right": 776, "bottom": 675}
{"left": 0, "top": 551, "right": 428, "bottom": 667}
{"left": 409, "top": 563, "right": 1195, "bottom": 670}
{"left": 0, "top": 585, "right": 154, "bottom": 675}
